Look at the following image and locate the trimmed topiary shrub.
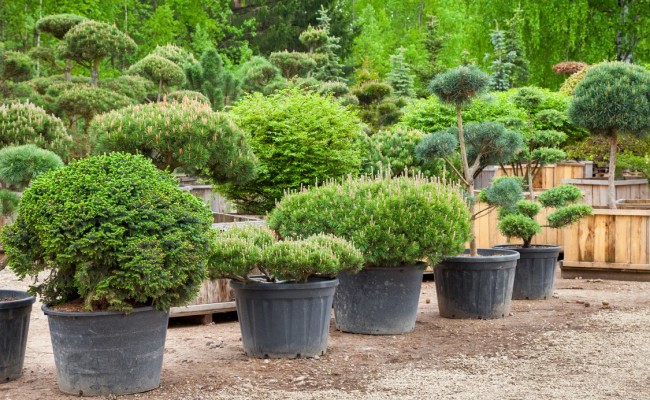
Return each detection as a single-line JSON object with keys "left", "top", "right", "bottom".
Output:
{"left": 0, "top": 102, "right": 72, "bottom": 158}
{"left": 0, "top": 145, "right": 63, "bottom": 190}
{"left": 128, "top": 55, "right": 185, "bottom": 101}
{"left": 222, "top": 89, "right": 365, "bottom": 214}
{"left": 237, "top": 56, "right": 283, "bottom": 93}
{"left": 166, "top": 90, "right": 210, "bottom": 104}
{"left": 269, "top": 51, "right": 317, "bottom": 79}
{"left": 91, "top": 98, "right": 256, "bottom": 185}
{"left": 208, "top": 225, "right": 363, "bottom": 283}
{"left": 1, "top": 153, "right": 214, "bottom": 311}
{"left": 268, "top": 174, "right": 471, "bottom": 268}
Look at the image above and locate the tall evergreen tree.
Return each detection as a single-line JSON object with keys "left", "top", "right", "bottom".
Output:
{"left": 313, "top": 6, "right": 345, "bottom": 82}
{"left": 486, "top": 23, "right": 516, "bottom": 91}
{"left": 186, "top": 48, "right": 241, "bottom": 110}
{"left": 386, "top": 47, "right": 415, "bottom": 97}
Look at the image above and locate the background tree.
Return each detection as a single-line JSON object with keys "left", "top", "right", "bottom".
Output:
{"left": 386, "top": 47, "right": 415, "bottom": 97}
{"left": 185, "top": 48, "right": 241, "bottom": 110}
{"left": 62, "top": 20, "right": 136, "bottom": 86}
{"left": 568, "top": 62, "right": 650, "bottom": 209}
{"left": 35, "top": 14, "right": 86, "bottom": 81}
{"left": 128, "top": 55, "right": 185, "bottom": 101}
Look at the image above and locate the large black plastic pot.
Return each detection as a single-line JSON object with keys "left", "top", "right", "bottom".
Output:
{"left": 494, "top": 244, "right": 560, "bottom": 300}
{"left": 0, "top": 290, "right": 35, "bottom": 383}
{"left": 434, "top": 249, "right": 519, "bottom": 319}
{"left": 231, "top": 277, "right": 338, "bottom": 358}
{"left": 43, "top": 305, "right": 168, "bottom": 396}
{"left": 334, "top": 265, "right": 424, "bottom": 335}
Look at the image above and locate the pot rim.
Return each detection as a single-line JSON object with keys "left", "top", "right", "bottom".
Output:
{"left": 230, "top": 276, "right": 339, "bottom": 291}
{"left": 493, "top": 244, "right": 561, "bottom": 253}
{"left": 442, "top": 248, "right": 520, "bottom": 263}
{"left": 0, "top": 289, "right": 36, "bottom": 310}
{"left": 42, "top": 304, "right": 164, "bottom": 318}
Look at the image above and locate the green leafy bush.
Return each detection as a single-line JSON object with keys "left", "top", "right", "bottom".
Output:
{"left": 0, "top": 102, "right": 72, "bottom": 158}
{"left": 92, "top": 99, "right": 257, "bottom": 186}
{"left": 268, "top": 174, "right": 471, "bottom": 267}
{"left": 222, "top": 89, "right": 364, "bottom": 214}
{"left": 0, "top": 145, "right": 63, "bottom": 190}
{"left": 1, "top": 153, "right": 214, "bottom": 312}
{"left": 208, "top": 226, "right": 362, "bottom": 283}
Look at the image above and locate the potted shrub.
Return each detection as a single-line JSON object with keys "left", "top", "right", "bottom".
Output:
{"left": 1, "top": 153, "right": 213, "bottom": 396}
{"left": 480, "top": 180, "right": 592, "bottom": 299}
{"left": 415, "top": 65, "right": 523, "bottom": 319}
{"left": 208, "top": 225, "right": 363, "bottom": 358}
{"left": 268, "top": 174, "right": 471, "bottom": 335}
{"left": 0, "top": 145, "right": 62, "bottom": 383}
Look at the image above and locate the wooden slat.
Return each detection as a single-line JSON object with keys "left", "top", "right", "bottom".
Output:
{"left": 614, "top": 216, "right": 631, "bottom": 264}
{"left": 169, "top": 301, "right": 237, "bottom": 317}
{"left": 561, "top": 261, "right": 650, "bottom": 271}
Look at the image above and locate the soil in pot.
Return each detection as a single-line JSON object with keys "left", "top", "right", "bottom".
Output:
{"left": 434, "top": 249, "right": 519, "bottom": 319}
{"left": 494, "top": 244, "right": 560, "bottom": 300}
{"left": 0, "top": 290, "right": 36, "bottom": 383}
{"left": 43, "top": 305, "right": 169, "bottom": 396}
{"left": 334, "top": 265, "right": 424, "bottom": 335}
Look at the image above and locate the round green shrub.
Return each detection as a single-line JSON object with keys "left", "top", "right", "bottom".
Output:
{"left": 1, "top": 153, "right": 214, "bottom": 312}
{"left": 36, "top": 14, "right": 87, "bottom": 40}
{"left": 0, "top": 145, "right": 63, "bottom": 190}
{"left": 128, "top": 55, "right": 185, "bottom": 96}
{"left": 237, "top": 56, "right": 282, "bottom": 93}
{"left": 100, "top": 75, "right": 154, "bottom": 102}
{"left": 57, "top": 86, "right": 133, "bottom": 124}
{"left": 268, "top": 174, "right": 471, "bottom": 267}
{"left": 92, "top": 99, "right": 257, "bottom": 186}
{"left": 150, "top": 44, "right": 197, "bottom": 68}
{"left": 208, "top": 226, "right": 362, "bottom": 283}
{"left": 222, "top": 89, "right": 365, "bottom": 214}
{"left": 269, "top": 51, "right": 317, "bottom": 78}
{"left": 430, "top": 65, "right": 490, "bottom": 105}
{"left": 352, "top": 81, "right": 393, "bottom": 105}
{"left": 0, "top": 102, "right": 72, "bottom": 158}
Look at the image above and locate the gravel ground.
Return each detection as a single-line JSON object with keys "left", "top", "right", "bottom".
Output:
{"left": 2, "top": 267, "right": 650, "bottom": 400}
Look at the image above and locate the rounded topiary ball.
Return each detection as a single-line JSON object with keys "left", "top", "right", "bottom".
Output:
{"left": 430, "top": 65, "right": 490, "bottom": 105}
{"left": 2, "top": 152, "right": 214, "bottom": 312}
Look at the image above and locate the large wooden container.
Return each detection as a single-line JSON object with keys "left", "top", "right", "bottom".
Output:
{"left": 561, "top": 208, "right": 650, "bottom": 281}
{"left": 562, "top": 178, "right": 649, "bottom": 207}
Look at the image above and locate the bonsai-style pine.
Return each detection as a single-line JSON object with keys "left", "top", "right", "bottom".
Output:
{"left": 480, "top": 180, "right": 592, "bottom": 248}
{"left": 91, "top": 98, "right": 257, "bottom": 186}
{"left": 128, "top": 55, "right": 185, "bottom": 101}
{"left": 35, "top": 14, "right": 87, "bottom": 81}
{"left": 61, "top": 20, "right": 136, "bottom": 86}
{"left": 1, "top": 153, "right": 214, "bottom": 312}
{"left": 268, "top": 174, "right": 471, "bottom": 268}
{"left": 568, "top": 62, "right": 650, "bottom": 209}
{"left": 208, "top": 225, "right": 363, "bottom": 283}
{"left": 185, "top": 48, "right": 241, "bottom": 110}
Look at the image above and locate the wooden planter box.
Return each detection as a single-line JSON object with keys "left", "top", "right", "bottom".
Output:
{"left": 169, "top": 213, "right": 266, "bottom": 322}
{"left": 561, "top": 208, "right": 650, "bottom": 281}
{"left": 475, "top": 161, "right": 593, "bottom": 190}
{"left": 180, "top": 184, "right": 234, "bottom": 213}
{"left": 562, "top": 178, "right": 649, "bottom": 207}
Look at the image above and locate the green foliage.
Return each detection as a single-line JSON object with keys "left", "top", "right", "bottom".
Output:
{"left": 486, "top": 180, "right": 592, "bottom": 247}
{"left": 353, "top": 81, "right": 393, "bottom": 105}
{"left": 386, "top": 47, "right": 415, "bottom": 97}
{"left": 486, "top": 27, "right": 516, "bottom": 91}
{"left": 299, "top": 26, "right": 329, "bottom": 52}
{"left": 0, "top": 189, "right": 20, "bottom": 218}
{"left": 185, "top": 48, "right": 241, "bottom": 110}
{"left": 57, "top": 86, "right": 133, "bottom": 125}
{"left": 1, "top": 153, "right": 214, "bottom": 312}
{"left": 222, "top": 89, "right": 364, "bottom": 214}
{"left": 566, "top": 135, "right": 650, "bottom": 169}
{"left": 569, "top": 62, "right": 650, "bottom": 137}
{"left": 414, "top": 15, "right": 449, "bottom": 92}
{"left": 150, "top": 44, "right": 197, "bottom": 68}
{"left": 269, "top": 51, "right": 317, "bottom": 79}
{"left": 363, "top": 127, "right": 442, "bottom": 177}
{"left": 318, "top": 81, "right": 350, "bottom": 98}
{"left": 36, "top": 14, "right": 87, "bottom": 40}
{"left": 167, "top": 90, "right": 210, "bottom": 104}
{"left": 560, "top": 67, "right": 589, "bottom": 95}
{"left": 618, "top": 153, "right": 650, "bottom": 179}
{"left": 237, "top": 56, "right": 283, "bottom": 93}
{"left": 312, "top": 6, "right": 346, "bottom": 82}
{"left": 208, "top": 226, "right": 363, "bottom": 283}
{"left": 0, "top": 102, "right": 71, "bottom": 158}
{"left": 430, "top": 65, "right": 490, "bottom": 105}
{"left": 129, "top": 55, "right": 185, "bottom": 88}
{"left": 268, "top": 174, "right": 472, "bottom": 267}
{"left": 0, "top": 145, "right": 63, "bottom": 190}
{"left": 99, "top": 75, "right": 153, "bottom": 103}
{"left": 92, "top": 99, "right": 257, "bottom": 186}
{"left": 1, "top": 50, "right": 33, "bottom": 83}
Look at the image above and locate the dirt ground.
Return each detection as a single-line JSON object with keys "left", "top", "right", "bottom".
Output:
{"left": 2, "top": 267, "right": 650, "bottom": 400}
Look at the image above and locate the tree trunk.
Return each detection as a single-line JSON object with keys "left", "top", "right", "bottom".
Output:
{"left": 607, "top": 131, "right": 618, "bottom": 209}
{"left": 527, "top": 169, "right": 535, "bottom": 202}
{"left": 457, "top": 103, "right": 477, "bottom": 256}
{"left": 91, "top": 59, "right": 100, "bottom": 86}
{"left": 64, "top": 59, "right": 72, "bottom": 81}
{"left": 157, "top": 78, "right": 163, "bottom": 102}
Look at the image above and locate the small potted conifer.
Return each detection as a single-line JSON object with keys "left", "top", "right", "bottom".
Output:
{"left": 268, "top": 174, "right": 471, "bottom": 335}
{"left": 480, "top": 179, "right": 592, "bottom": 299}
{"left": 208, "top": 225, "right": 363, "bottom": 358}
{"left": 1, "top": 153, "right": 213, "bottom": 396}
{"left": 0, "top": 144, "right": 63, "bottom": 383}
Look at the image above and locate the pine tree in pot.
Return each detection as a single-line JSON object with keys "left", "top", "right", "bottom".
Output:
{"left": 414, "top": 65, "right": 524, "bottom": 319}
{"left": 268, "top": 174, "right": 471, "bottom": 335}
{"left": 0, "top": 145, "right": 63, "bottom": 383}
{"left": 208, "top": 225, "right": 363, "bottom": 358}
{"left": 481, "top": 180, "right": 592, "bottom": 299}
{"left": 1, "top": 153, "right": 214, "bottom": 396}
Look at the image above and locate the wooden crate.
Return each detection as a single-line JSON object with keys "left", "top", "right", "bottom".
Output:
{"left": 473, "top": 201, "right": 564, "bottom": 249}
{"left": 561, "top": 208, "right": 650, "bottom": 281}
{"left": 561, "top": 178, "right": 649, "bottom": 207}
{"left": 476, "top": 161, "right": 593, "bottom": 190}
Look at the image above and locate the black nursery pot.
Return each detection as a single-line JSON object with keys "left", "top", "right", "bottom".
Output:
{"left": 43, "top": 305, "right": 169, "bottom": 396}
{"left": 434, "top": 249, "right": 519, "bottom": 319}
{"left": 231, "top": 277, "right": 338, "bottom": 358}
{"left": 0, "top": 290, "right": 35, "bottom": 383}
{"left": 494, "top": 244, "right": 560, "bottom": 300}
